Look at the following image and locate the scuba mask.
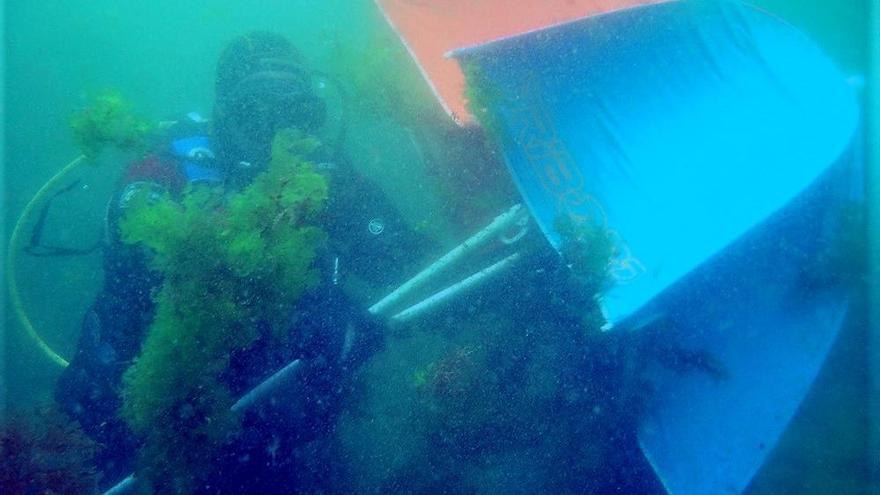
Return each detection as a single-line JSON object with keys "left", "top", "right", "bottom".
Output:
{"left": 217, "top": 57, "right": 326, "bottom": 172}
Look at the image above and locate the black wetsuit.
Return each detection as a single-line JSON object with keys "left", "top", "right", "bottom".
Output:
{"left": 54, "top": 115, "right": 432, "bottom": 491}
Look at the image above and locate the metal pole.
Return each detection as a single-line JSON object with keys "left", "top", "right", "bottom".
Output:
{"left": 391, "top": 253, "right": 521, "bottom": 323}
{"left": 230, "top": 359, "right": 303, "bottom": 413}
{"left": 101, "top": 359, "right": 304, "bottom": 495}
{"left": 369, "top": 204, "right": 526, "bottom": 316}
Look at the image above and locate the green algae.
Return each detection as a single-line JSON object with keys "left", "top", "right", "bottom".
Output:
{"left": 69, "top": 90, "right": 154, "bottom": 158}
{"left": 118, "top": 129, "right": 328, "bottom": 493}
{"left": 554, "top": 216, "right": 617, "bottom": 332}
{"left": 555, "top": 216, "right": 615, "bottom": 297}
{"left": 461, "top": 61, "right": 506, "bottom": 142}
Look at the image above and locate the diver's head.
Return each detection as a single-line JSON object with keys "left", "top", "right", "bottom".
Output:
{"left": 213, "top": 32, "right": 325, "bottom": 182}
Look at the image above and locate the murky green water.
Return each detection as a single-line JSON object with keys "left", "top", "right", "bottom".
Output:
{"left": 3, "top": 1, "right": 875, "bottom": 493}
{"left": 4, "top": 0, "right": 453, "bottom": 403}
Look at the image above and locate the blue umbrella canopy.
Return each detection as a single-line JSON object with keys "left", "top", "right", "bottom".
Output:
{"left": 452, "top": 0, "right": 858, "bottom": 327}
{"left": 453, "top": 1, "right": 862, "bottom": 493}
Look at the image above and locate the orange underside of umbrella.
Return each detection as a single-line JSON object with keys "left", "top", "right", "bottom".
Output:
{"left": 375, "top": 0, "right": 661, "bottom": 125}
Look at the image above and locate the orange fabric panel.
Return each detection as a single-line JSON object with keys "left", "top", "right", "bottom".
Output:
{"left": 375, "top": 0, "right": 661, "bottom": 125}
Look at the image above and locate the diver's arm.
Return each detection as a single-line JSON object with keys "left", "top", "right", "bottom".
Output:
{"left": 97, "top": 181, "right": 166, "bottom": 357}
{"left": 53, "top": 179, "right": 166, "bottom": 482}
{"left": 320, "top": 154, "right": 437, "bottom": 289}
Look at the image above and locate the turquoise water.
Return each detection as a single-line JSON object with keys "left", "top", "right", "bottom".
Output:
{"left": 4, "top": 0, "right": 456, "bottom": 405}
{"left": 3, "top": 1, "right": 876, "bottom": 493}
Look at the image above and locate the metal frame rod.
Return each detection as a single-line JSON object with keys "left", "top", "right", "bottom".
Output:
{"left": 391, "top": 253, "right": 521, "bottom": 323}
{"left": 102, "top": 359, "right": 304, "bottom": 495}
{"left": 369, "top": 204, "right": 525, "bottom": 316}
{"left": 230, "top": 359, "right": 303, "bottom": 413}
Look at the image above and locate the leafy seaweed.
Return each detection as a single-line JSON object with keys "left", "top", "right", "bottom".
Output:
{"left": 555, "top": 215, "right": 615, "bottom": 298}
{"left": 69, "top": 90, "right": 154, "bottom": 158}
{"left": 461, "top": 61, "right": 506, "bottom": 141}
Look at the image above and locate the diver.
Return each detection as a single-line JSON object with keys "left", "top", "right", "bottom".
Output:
{"left": 54, "top": 31, "right": 431, "bottom": 492}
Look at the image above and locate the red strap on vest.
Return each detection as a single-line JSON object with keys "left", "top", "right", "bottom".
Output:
{"left": 121, "top": 155, "right": 187, "bottom": 196}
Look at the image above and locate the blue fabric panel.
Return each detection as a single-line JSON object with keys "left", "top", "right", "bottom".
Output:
{"left": 452, "top": 0, "right": 858, "bottom": 326}
{"left": 453, "top": 1, "right": 862, "bottom": 493}
{"left": 634, "top": 149, "right": 861, "bottom": 495}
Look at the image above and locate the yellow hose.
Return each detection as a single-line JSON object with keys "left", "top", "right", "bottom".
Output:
{"left": 6, "top": 154, "right": 89, "bottom": 368}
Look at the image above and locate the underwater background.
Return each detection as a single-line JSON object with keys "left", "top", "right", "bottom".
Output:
{"left": 2, "top": 0, "right": 875, "bottom": 493}
{"left": 5, "top": 0, "right": 456, "bottom": 404}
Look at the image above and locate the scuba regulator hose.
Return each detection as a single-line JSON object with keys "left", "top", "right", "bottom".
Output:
{"left": 6, "top": 70, "right": 349, "bottom": 369}
{"left": 6, "top": 154, "right": 89, "bottom": 368}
